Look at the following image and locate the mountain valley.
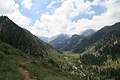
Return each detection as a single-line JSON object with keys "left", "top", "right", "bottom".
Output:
{"left": 0, "top": 16, "right": 120, "bottom": 80}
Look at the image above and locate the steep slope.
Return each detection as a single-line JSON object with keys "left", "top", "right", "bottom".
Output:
{"left": 0, "top": 41, "right": 79, "bottom": 80}
{"left": 71, "top": 22, "right": 120, "bottom": 80}
{"left": 72, "top": 22, "right": 120, "bottom": 53}
{"left": 0, "top": 16, "right": 120, "bottom": 80}
{"left": 81, "top": 22, "right": 120, "bottom": 64}
{"left": 49, "top": 29, "right": 95, "bottom": 52}
{"left": 61, "top": 29, "right": 95, "bottom": 51}
{"left": 49, "top": 34, "right": 69, "bottom": 50}
{"left": 0, "top": 41, "right": 24, "bottom": 80}
{"left": 60, "top": 34, "right": 84, "bottom": 51}
{"left": 0, "top": 16, "right": 57, "bottom": 58}
{"left": 0, "top": 16, "right": 81, "bottom": 80}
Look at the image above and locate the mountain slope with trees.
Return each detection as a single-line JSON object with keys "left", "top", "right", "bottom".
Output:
{"left": 72, "top": 22, "right": 120, "bottom": 53}
{"left": 0, "top": 16, "right": 80, "bottom": 80}
{"left": 0, "top": 16, "right": 120, "bottom": 80}
{"left": 81, "top": 22, "right": 120, "bottom": 64}
{"left": 49, "top": 34, "right": 69, "bottom": 50}
{"left": 49, "top": 29, "right": 95, "bottom": 52}
{"left": 0, "top": 16, "right": 59, "bottom": 58}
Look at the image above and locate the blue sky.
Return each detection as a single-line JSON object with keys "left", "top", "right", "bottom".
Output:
{"left": 16, "top": 0, "right": 106, "bottom": 24}
{"left": 71, "top": 5, "right": 107, "bottom": 22}
{"left": 0, "top": 0, "right": 120, "bottom": 37}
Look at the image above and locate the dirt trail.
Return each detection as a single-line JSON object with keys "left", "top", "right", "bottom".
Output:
{"left": 18, "top": 67, "right": 36, "bottom": 80}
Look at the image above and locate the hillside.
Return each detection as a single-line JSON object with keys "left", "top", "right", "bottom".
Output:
{"left": 0, "top": 16, "right": 80, "bottom": 80}
{"left": 49, "top": 34, "right": 69, "bottom": 50}
{"left": 80, "top": 29, "right": 96, "bottom": 37}
{"left": 0, "top": 41, "right": 80, "bottom": 80}
{"left": 0, "top": 16, "right": 120, "bottom": 80}
{"left": 81, "top": 22, "right": 120, "bottom": 64}
{"left": 79, "top": 22, "right": 120, "bottom": 79}
{"left": 72, "top": 22, "right": 120, "bottom": 53}
{"left": 49, "top": 29, "right": 95, "bottom": 52}
{"left": 0, "top": 16, "right": 58, "bottom": 58}
{"left": 0, "top": 16, "right": 87, "bottom": 80}
{"left": 60, "top": 34, "right": 84, "bottom": 51}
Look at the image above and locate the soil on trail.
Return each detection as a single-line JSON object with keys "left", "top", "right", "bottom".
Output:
{"left": 18, "top": 67, "right": 37, "bottom": 80}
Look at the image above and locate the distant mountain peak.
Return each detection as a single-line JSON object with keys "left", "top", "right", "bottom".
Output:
{"left": 72, "top": 34, "right": 79, "bottom": 38}
{"left": 80, "top": 29, "right": 96, "bottom": 37}
{"left": 55, "top": 34, "right": 69, "bottom": 38}
{"left": 50, "top": 34, "right": 69, "bottom": 42}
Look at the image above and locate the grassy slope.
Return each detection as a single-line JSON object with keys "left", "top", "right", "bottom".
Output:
{"left": 0, "top": 41, "right": 81, "bottom": 80}
{"left": 0, "top": 42, "right": 120, "bottom": 80}
{"left": 1, "top": 39, "right": 119, "bottom": 80}
{"left": 0, "top": 41, "right": 24, "bottom": 80}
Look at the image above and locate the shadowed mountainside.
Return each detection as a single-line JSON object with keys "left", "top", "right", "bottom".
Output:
{"left": 0, "top": 16, "right": 59, "bottom": 58}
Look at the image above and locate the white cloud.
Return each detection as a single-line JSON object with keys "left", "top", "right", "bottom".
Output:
{"left": 22, "top": 0, "right": 33, "bottom": 9}
{"left": 31, "top": 0, "right": 120, "bottom": 37}
{"left": 1, "top": 0, "right": 119, "bottom": 38}
{"left": 0, "top": 0, "right": 31, "bottom": 28}
{"left": 6, "top": 10, "right": 31, "bottom": 28}
{"left": 31, "top": 0, "right": 93, "bottom": 37}
{"left": 0, "top": 0, "right": 19, "bottom": 14}
{"left": 87, "top": 10, "right": 95, "bottom": 15}
{"left": 72, "top": 0, "right": 120, "bottom": 31}
{"left": 85, "top": 7, "right": 95, "bottom": 15}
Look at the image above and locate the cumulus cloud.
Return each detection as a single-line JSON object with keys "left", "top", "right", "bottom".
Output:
{"left": 0, "top": 0, "right": 120, "bottom": 37}
{"left": 21, "top": 0, "right": 33, "bottom": 9}
{"left": 31, "top": 0, "right": 92, "bottom": 37}
{"left": 72, "top": 0, "right": 120, "bottom": 31}
{"left": 6, "top": 10, "right": 31, "bottom": 28}
{"left": 0, "top": 0, "right": 31, "bottom": 28}
{"left": 31, "top": 0, "right": 120, "bottom": 37}
{"left": 0, "top": 0, "right": 19, "bottom": 14}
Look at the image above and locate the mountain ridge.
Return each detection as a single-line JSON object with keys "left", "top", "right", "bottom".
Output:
{"left": 80, "top": 22, "right": 120, "bottom": 65}
{"left": 49, "top": 34, "right": 69, "bottom": 50}
{"left": 80, "top": 29, "right": 96, "bottom": 37}
{"left": 0, "top": 16, "right": 60, "bottom": 58}
{"left": 49, "top": 29, "right": 96, "bottom": 52}
{"left": 0, "top": 16, "right": 120, "bottom": 80}
{"left": 72, "top": 22, "right": 120, "bottom": 53}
